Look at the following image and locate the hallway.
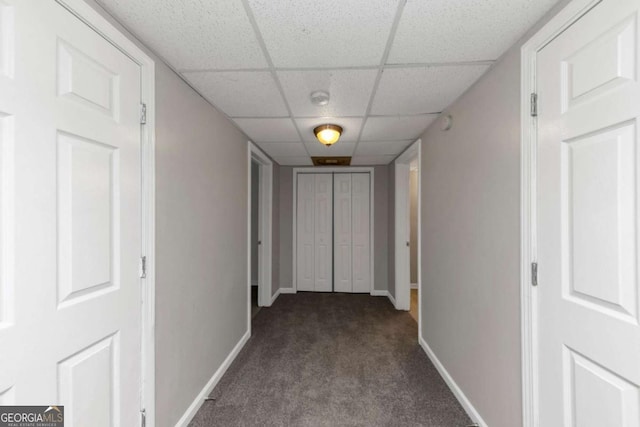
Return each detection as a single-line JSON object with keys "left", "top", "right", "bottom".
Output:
{"left": 190, "top": 293, "right": 469, "bottom": 426}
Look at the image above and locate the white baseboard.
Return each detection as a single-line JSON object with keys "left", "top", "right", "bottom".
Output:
{"left": 270, "top": 288, "right": 281, "bottom": 305}
{"left": 411, "top": 282, "right": 418, "bottom": 289}
{"left": 279, "top": 288, "right": 296, "bottom": 294}
{"left": 370, "top": 290, "right": 388, "bottom": 297}
{"left": 176, "top": 330, "right": 250, "bottom": 426}
{"left": 251, "top": 280, "right": 258, "bottom": 287}
{"left": 387, "top": 291, "right": 397, "bottom": 308}
{"left": 370, "top": 290, "right": 399, "bottom": 309}
{"left": 418, "top": 336, "right": 487, "bottom": 427}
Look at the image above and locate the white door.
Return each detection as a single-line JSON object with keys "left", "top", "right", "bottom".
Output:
{"left": 0, "top": 1, "right": 143, "bottom": 425}
{"left": 314, "top": 174, "right": 333, "bottom": 292}
{"left": 352, "top": 174, "right": 370, "bottom": 293}
{"left": 537, "top": 0, "right": 640, "bottom": 425}
{"left": 296, "top": 174, "right": 315, "bottom": 291}
{"left": 334, "top": 174, "right": 352, "bottom": 292}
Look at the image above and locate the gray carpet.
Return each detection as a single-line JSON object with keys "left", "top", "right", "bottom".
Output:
{"left": 190, "top": 293, "right": 472, "bottom": 426}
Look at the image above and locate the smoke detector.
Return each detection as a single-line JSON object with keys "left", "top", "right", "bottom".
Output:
{"left": 310, "top": 90, "right": 330, "bottom": 106}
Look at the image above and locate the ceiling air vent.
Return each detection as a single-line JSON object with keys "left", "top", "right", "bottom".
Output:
{"left": 312, "top": 157, "right": 351, "bottom": 166}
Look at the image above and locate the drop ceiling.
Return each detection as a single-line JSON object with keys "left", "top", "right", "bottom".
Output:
{"left": 96, "top": 0, "right": 558, "bottom": 166}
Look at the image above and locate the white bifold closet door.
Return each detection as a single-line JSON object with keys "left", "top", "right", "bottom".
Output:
{"left": 333, "top": 174, "right": 353, "bottom": 292}
{"left": 296, "top": 174, "right": 333, "bottom": 292}
{"left": 334, "top": 173, "right": 371, "bottom": 293}
{"left": 297, "top": 172, "right": 370, "bottom": 293}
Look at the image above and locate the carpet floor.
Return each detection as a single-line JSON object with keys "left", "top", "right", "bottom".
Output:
{"left": 189, "top": 293, "right": 471, "bottom": 427}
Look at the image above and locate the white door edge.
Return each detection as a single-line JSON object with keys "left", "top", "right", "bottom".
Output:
{"left": 520, "top": 1, "right": 603, "bottom": 426}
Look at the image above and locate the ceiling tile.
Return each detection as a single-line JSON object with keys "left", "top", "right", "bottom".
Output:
{"left": 304, "top": 142, "right": 356, "bottom": 157}
{"left": 372, "top": 65, "right": 490, "bottom": 115}
{"left": 361, "top": 115, "right": 436, "bottom": 141}
{"left": 257, "top": 142, "right": 308, "bottom": 157}
{"left": 247, "top": 0, "right": 398, "bottom": 67}
{"left": 183, "top": 71, "right": 288, "bottom": 117}
{"left": 295, "top": 117, "right": 363, "bottom": 143}
{"left": 233, "top": 118, "right": 299, "bottom": 142}
{"left": 388, "top": 0, "right": 559, "bottom": 63}
{"left": 96, "top": 0, "right": 267, "bottom": 70}
{"left": 278, "top": 69, "right": 378, "bottom": 117}
{"left": 351, "top": 155, "right": 397, "bottom": 165}
{"left": 356, "top": 140, "right": 413, "bottom": 156}
{"left": 274, "top": 156, "right": 313, "bottom": 166}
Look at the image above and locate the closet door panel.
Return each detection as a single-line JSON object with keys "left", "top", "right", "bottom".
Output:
{"left": 296, "top": 174, "right": 315, "bottom": 291}
{"left": 352, "top": 173, "right": 371, "bottom": 293}
{"left": 314, "top": 174, "right": 333, "bottom": 292}
{"left": 334, "top": 174, "right": 352, "bottom": 293}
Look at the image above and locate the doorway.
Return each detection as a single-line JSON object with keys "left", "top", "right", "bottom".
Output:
{"left": 394, "top": 140, "right": 421, "bottom": 324}
{"left": 247, "top": 142, "right": 273, "bottom": 317}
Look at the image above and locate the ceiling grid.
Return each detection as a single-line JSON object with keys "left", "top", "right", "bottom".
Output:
{"left": 96, "top": 0, "right": 560, "bottom": 165}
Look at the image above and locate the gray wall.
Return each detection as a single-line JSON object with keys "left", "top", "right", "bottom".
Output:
{"left": 277, "top": 165, "right": 389, "bottom": 292}
{"left": 387, "top": 163, "right": 396, "bottom": 299}
{"left": 418, "top": 2, "right": 570, "bottom": 426}
{"left": 278, "top": 167, "right": 294, "bottom": 288}
{"left": 409, "top": 170, "right": 418, "bottom": 284}
{"left": 251, "top": 162, "right": 259, "bottom": 284}
{"left": 82, "top": 3, "right": 250, "bottom": 426}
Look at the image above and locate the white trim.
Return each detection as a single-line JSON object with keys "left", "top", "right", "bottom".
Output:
{"left": 54, "top": 0, "right": 157, "bottom": 424}
{"left": 175, "top": 330, "right": 250, "bottom": 427}
{"left": 519, "top": 1, "right": 601, "bottom": 426}
{"left": 410, "top": 283, "right": 418, "bottom": 289}
{"left": 270, "top": 288, "right": 281, "bottom": 305}
{"left": 419, "top": 336, "right": 486, "bottom": 427}
{"left": 279, "top": 288, "right": 296, "bottom": 294}
{"left": 248, "top": 142, "right": 273, "bottom": 310}
{"left": 394, "top": 140, "right": 421, "bottom": 313}
{"left": 291, "top": 167, "right": 375, "bottom": 294}
{"left": 387, "top": 291, "right": 397, "bottom": 308}
{"left": 251, "top": 280, "right": 258, "bottom": 287}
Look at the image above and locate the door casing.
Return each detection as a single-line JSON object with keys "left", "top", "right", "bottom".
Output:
{"left": 520, "top": 1, "right": 603, "bottom": 425}
{"left": 248, "top": 142, "right": 273, "bottom": 310}
{"left": 291, "top": 167, "right": 375, "bottom": 294}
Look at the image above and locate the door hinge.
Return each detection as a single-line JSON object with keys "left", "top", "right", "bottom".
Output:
{"left": 530, "top": 93, "right": 538, "bottom": 117}
{"left": 140, "top": 103, "right": 147, "bottom": 125}
{"left": 140, "top": 256, "right": 147, "bottom": 279}
{"left": 140, "top": 409, "right": 146, "bottom": 427}
{"left": 531, "top": 262, "right": 538, "bottom": 286}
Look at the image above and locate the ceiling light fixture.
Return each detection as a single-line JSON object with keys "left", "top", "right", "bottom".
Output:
{"left": 314, "top": 124, "right": 343, "bottom": 146}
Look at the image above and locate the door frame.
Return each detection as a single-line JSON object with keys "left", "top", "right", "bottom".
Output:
{"left": 393, "top": 140, "right": 421, "bottom": 320}
{"left": 520, "top": 0, "right": 602, "bottom": 425}
{"left": 53, "top": 0, "right": 157, "bottom": 424}
{"left": 291, "top": 167, "right": 375, "bottom": 293}
{"left": 248, "top": 142, "right": 273, "bottom": 311}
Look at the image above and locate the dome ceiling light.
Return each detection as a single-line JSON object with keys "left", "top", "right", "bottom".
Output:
{"left": 313, "top": 124, "right": 343, "bottom": 146}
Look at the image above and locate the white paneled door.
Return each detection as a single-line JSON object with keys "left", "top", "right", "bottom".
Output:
{"left": 314, "top": 174, "right": 333, "bottom": 292}
{"left": 537, "top": 0, "right": 640, "bottom": 425}
{"left": 351, "top": 174, "right": 371, "bottom": 293}
{"left": 296, "top": 172, "right": 370, "bottom": 293}
{"left": 0, "top": 1, "right": 143, "bottom": 425}
{"left": 334, "top": 174, "right": 352, "bottom": 293}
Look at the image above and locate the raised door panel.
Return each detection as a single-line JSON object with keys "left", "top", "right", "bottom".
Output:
{"left": 333, "top": 174, "right": 352, "bottom": 293}
{"left": 296, "top": 174, "right": 315, "bottom": 291}
{"left": 314, "top": 174, "right": 333, "bottom": 292}
{"left": 351, "top": 174, "right": 370, "bottom": 293}
{"left": 537, "top": 0, "right": 640, "bottom": 424}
